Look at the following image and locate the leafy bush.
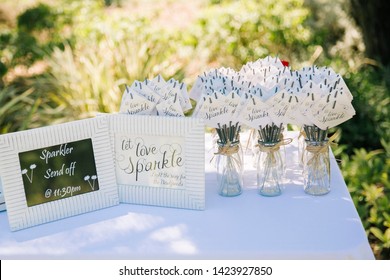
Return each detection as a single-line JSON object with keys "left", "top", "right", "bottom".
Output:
{"left": 34, "top": 15, "right": 187, "bottom": 123}
{"left": 0, "top": 85, "right": 38, "bottom": 133}
{"left": 0, "top": 1, "right": 76, "bottom": 72}
{"left": 340, "top": 144, "right": 390, "bottom": 259}
{"left": 339, "top": 65, "right": 390, "bottom": 153}
{"left": 17, "top": 3, "right": 56, "bottom": 32}
{"left": 335, "top": 65, "right": 390, "bottom": 259}
{"left": 190, "top": 0, "right": 312, "bottom": 68}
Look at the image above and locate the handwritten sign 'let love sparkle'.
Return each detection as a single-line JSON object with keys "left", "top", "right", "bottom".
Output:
{"left": 116, "top": 135, "right": 185, "bottom": 189}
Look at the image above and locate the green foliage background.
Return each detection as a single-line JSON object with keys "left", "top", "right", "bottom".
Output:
{"left": 0, "top": 0, "right": 389, "bottom": 259}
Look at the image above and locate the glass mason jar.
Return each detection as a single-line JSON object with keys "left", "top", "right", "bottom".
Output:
{"left": 215, "top": 141, "right": 243, "bottom": 197}
{"left": 257, "top": 141, "right": 284, "bottom": 197}
{"left": 303, "top": 140, "right": 330, "bottom": 195}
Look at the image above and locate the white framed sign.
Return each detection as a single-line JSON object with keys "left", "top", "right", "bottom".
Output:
{"left": 0, "top": 116, "right": 119, "bottom": 231}
{"left": 0, "top": 179, "right": 5, "bottom": 212}
{"left": 109, "top": 114, "right": 205, "bottom": 210}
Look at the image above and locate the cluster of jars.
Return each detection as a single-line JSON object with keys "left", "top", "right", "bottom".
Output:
{"left": 214, "top": 124, "right": 331, "bottom": 197}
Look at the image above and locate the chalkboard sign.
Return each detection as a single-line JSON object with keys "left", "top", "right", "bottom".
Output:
{"left": 0, "top": 116, "right": 119, "bottom": 231}
{"left": 19, "top": 139, "right": 99, "bottom": 207}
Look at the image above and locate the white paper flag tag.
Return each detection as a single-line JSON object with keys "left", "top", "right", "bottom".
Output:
{"left": 312, "top": 100, "right": 355, "bottom": 130}
{"left": 208, "top": 75, "right": 226, "bottom": 91}
{"left": 249, "top": 85, "right": 265, "bottom": 99}
{"left": 296, "top": 92, "right": 316, "bottom": 126}
{"left": 146, "top": 75, "right": 166, "bottom": 92}
{"left": 169, "top": 82, "right": 192, "bottom": 112}
{"left": 223, "top": 91, "right": 241, "bottom": 116}
{"left": 156, "top": 95, "right": 185, "bottom": 117}
{"left": 307, "top": 66, "right": 337, "bottom": 85}
{"left": 261, "top": 85, "right": 279, "bottom": 102}
{"left": 192, "top": 90, "right": 208, "bottom": 118}
{"left": 267, "top": 91, "right": 299, "bottom": 126}
{"left": 119, "top": 88, "right": 156, "bottom": 115}
{"left": 196, "top": 93, "right": 231, "bottom": 127}
{"left": 176, "top": 81, "right": 192, "bottom": 111}
{"left": 119, "top": 86, "right": 135, "bottom": 108}
{"left": 189, "top": 76, "right": 205, "bottom": 101}
{"left": 152, "top": 74, "right": 166, "bottom": 86}
{"left": 232, "top": 92, "right": 250, "bottom": 119}
{"left": 330, "top": 74, "right": 354, "bottom": 102}
{"left": 131, "top": 80, "right": 161, "bottom": 104}
{"left": 283, "top": 94, "right": 300, "bottom": 125}
{"left": 239, "top": 95, "right": 272, "bottom": 128}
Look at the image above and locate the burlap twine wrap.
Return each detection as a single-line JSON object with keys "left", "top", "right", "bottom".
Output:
{"left": 305, "top": 130, "right": 340, "bottom": 166}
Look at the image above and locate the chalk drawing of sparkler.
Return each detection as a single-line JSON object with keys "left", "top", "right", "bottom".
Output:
{"left": 21, "top": 164, "right": 37, "bottom": 183}
{"left": 84, "top": 175, "right": 98, "bottom": 190}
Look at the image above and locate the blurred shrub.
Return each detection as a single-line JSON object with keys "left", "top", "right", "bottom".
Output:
{"left": 333, "top": 64, "right": 390, "bottom": 259}
{"left": 35, "top": 18, "right": 187, "bottom": 123}
{"left": 339, "top": 143, "right": 390, "bottom": 259}
{"left": 0, "top": 1, "right": 75, "bottom": 72}
{"left": 189, "top": 0, "right": 312, "bottom": 68}
{"left": 339, "top": 65, "right": 390, "bottom": 153}
{"left": 303, "top": 0, "right": 364, "bottom": 66}
{"left": 0, "top": 85, "right": 39, "bottom": 133}
{"left": 17, "top": 3, "right": 56, "bottom": 32}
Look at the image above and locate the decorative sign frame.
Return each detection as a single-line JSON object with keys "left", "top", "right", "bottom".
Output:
{"left": 0, "top": 116, "right": 119, "bottom": 231}
{"left": 0, "top": 179, "right": 5, "bottom": 212}
{"left": 109, "top": 114, "right": 205, "bottom": 210}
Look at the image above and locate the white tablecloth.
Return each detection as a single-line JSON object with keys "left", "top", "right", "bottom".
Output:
{"left": 0, "top": 131, "right": 374, "bottom": 259}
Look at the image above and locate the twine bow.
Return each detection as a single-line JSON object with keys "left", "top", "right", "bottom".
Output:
{"left": 257, "top": 138, "right": 293, "bottom": 165}
{"left": 214, "top": 141, "right": 240, "bottom": 156}
{"left": 305, "top": 130, "right": 340, "bottom": 154}
{"left": 210, "top": 140, "right": 241, "bottom": 165}
{"left": 257, "top": 138, "right": 293, "bottom": 153}
{"left": 305, "top": 130, "right": 340, "bottom": 168}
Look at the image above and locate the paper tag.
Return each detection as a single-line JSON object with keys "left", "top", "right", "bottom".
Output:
{"left": 131, "top": 80, "right": 161, "bottom": 104}
{"left": 295, "top": 92, "right": 317, "bottom": 126}
{"left": 315, "top": 67, "right": 338, "bottom": 83}
{"left": 329, "top": 74, "right": 353, "bottom": 102}
{"left": 267, "top": 91, "right": 299, "bottom": 126}
{"left": 239, "top": 95, "right": 272, "bottom": 128}
{"left": 189, "top": 76, "right": 204, "bottom": 101}
{"left": 312, "top": 100, "right": 355, "bottom": 130}
{"left": 119, "top": 88, "right": 156, "bottom": 115}
{"left": 196, "top": 93, "right": 231, "bottom": 127}
{"left": 282, "top": 94, "right": 300, "bottom": 125}
{"left": 171, "top": 80, "right": 192, "bottom": 111}
{"left": 156, "top": 95, "right": 185, "bottom": 117}
{"left": 159, "top": 82, "right": 191, "bottom": 112}
{"left": 149, "top": 74, "right": 167, "bottom": 92}
{"left": 261, "top": 85, "right": 280, "bottom": 101}
{"left": 223, "top": 91, "right": 241, "bottom": 116}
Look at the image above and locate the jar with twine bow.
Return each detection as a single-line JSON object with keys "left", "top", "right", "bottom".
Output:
{"left": 302, "top": 125, "right": 339, "bottom": 195}
{"left": 256, "top": 124, "right": 292, "bottom": 197}
{"left": 214, "top": 122, "right": 243, "bottom": 197}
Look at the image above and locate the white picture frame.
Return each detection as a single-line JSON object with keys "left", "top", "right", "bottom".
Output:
{"left": 109, "top": 114, "right": 205, "bottom": 210}
{"left": 0, "top": 179, "right": 5, "bottom": 212}
{"left": 0, "top": 116, "right": 119, "bottom": 231}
